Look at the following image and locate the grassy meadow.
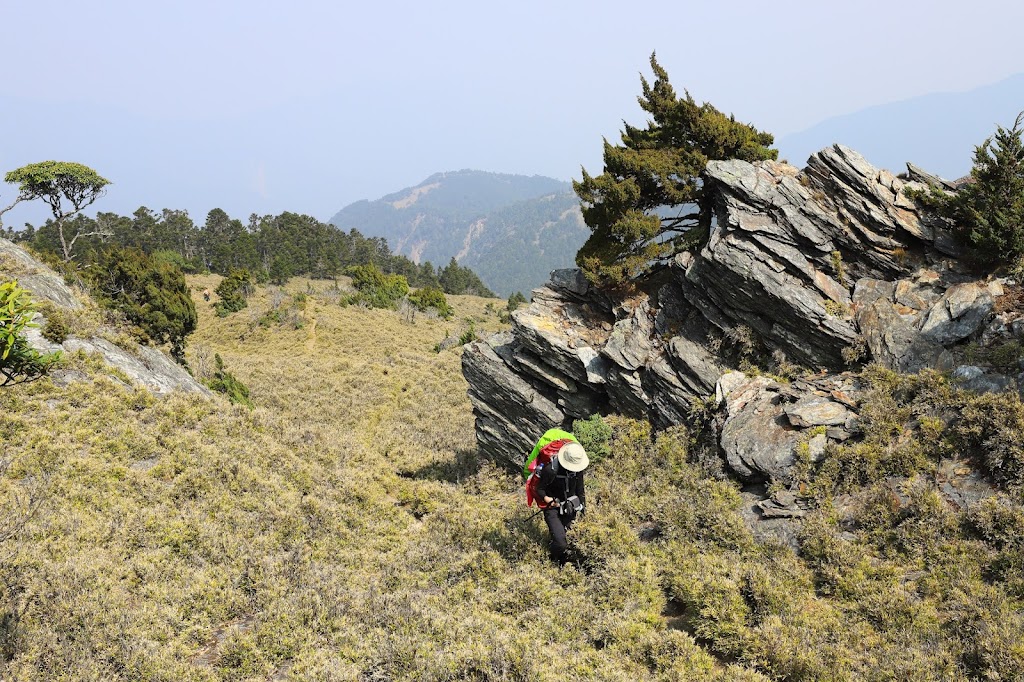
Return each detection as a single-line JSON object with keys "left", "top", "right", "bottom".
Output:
{"left": 2, "top": 276, "right": 1024, "bottom": 680}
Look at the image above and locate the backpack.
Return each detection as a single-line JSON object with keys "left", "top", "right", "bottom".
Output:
{"left": 524, "top": 433, "right": 575, "bottom": 508}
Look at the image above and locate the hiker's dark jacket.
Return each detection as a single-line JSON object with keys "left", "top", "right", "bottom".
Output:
{"left": 535, "top": 461, "right": 585, "bottom": 510}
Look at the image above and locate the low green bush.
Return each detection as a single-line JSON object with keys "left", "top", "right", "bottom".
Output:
{"left": 408, "top": 285, "right": 453, "bottom": 319}
{"left": 346, "top": 264, "right": 409, "bottom": 309}
{"left": 205, "top": 353, "right": 252, "bottom": 407}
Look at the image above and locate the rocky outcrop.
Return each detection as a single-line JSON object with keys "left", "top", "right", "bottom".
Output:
{"left": 1, "top": 238, "right": 209, "bottom": 396}
{"left": 462, "top": 145, "right": 1019, "bottom": 487}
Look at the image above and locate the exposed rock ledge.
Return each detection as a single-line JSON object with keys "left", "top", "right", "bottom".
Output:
{"left": 1, "top": 238, "right": 209, "bottom": 396}
{"left": 463, "top": 145, "right": 1021, "bottom": 485}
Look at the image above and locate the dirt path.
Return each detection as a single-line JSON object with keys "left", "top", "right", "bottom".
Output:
{"left": 304, "top": 302, "right": 318, "bottom": 351}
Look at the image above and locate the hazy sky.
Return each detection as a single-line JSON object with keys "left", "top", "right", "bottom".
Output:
{"left": 2, "top": 0, "right": 1023, "bottom": 226}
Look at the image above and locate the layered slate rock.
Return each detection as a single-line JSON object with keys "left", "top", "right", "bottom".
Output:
{"left": 1, "top": 237, "right": 209, "bottom": 396}
{"left": 462, "top": 146, "right": 1011, "bottom": 483}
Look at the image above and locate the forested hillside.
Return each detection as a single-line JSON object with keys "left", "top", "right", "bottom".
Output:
{"left": 329, "top": 170, "right": 585, "bottom": 296}
{"left": 459, "top": 192, "right": 588, "bottom": 298}
{"left": 3, "top": 206, "right": 494, "bottom": 297}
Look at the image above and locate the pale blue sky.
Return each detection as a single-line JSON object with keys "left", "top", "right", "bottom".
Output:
{"left": 2, "top": 0, "right": 1023, "bottom": 226}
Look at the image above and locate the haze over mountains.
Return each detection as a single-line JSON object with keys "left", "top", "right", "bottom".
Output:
{"left": 777, "top": 72, "right": 1024, "bottom": 179}
{"left": 2, "top": 72, "right": 1021, "bottom": 286}
{"left": 329, "top": 171, "right": 587, "bottom": 297}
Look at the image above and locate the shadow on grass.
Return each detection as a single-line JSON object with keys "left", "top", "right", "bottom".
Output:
{"left": 396, "top": 448, "right": 482, "bottom": 484}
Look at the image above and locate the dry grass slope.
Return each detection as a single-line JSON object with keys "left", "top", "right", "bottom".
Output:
{"left": 1, "top": 276, "right": 1022, "bottom": 680}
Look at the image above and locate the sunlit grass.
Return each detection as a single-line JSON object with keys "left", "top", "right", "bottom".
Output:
{"left": 2, "top": 276, "right": 1022, "bottom": 680}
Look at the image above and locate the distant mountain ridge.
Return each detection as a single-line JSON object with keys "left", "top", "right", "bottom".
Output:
{"left": 778, "top": 72, "right": 1024, "bottom": 179}
{"left": 329, "top": 170, "right": 588, "bottom": 296}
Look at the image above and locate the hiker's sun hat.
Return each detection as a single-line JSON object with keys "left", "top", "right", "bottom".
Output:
{"left": 557, "top": 442, "right": 589, "bottom": 472}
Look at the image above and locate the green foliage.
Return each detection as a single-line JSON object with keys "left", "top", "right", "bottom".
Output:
{"left": 407, "top": 285, "right": 453, "bottom": 318}
{"left": 954, "top": 390, "right": 1024, "bottom": 492}
{"left": 214, "top": 270, "right": 254, "bottom": 317}
{"left": 913, "top": 112, "right": 1024, "bottom": 268}
{"left": 571, "top": 413, "right": 613, "bottom": 465}
{"left": 347, "top": 263, "right": 410, "bottom": 309}
{"left": 151, "top": 248, "right": 202, "bottom": 274}
{"left": 4, "top": 161, "right": 111, "bottom": 261}
{"left": 506, "top": 291, "right": 527, "bottom": 312}
{"left": 80, "top": 247, "right": 197, "bottom": 360}
{"left": 457, "top": 322, "right": 478, "bottom": 346}
{"left": 205, "top": 353, "right": 252, "bottom": 407}
{"left": 814, "top": 368, "right": 952, "bottom": 495}
{"left": 0, "top": 281, "right": 62, "bottom": 386}
{"left": 574, "top": 53, "right": 776, "bottom": 287}
{"left": 8, "top": 204, "right": 491, "bottom": 293}
{"left": 438, "top": 257, "right": 495, "bottom": 297}
{"left": 39, "top": 305, "right": 70, "bottom": 344}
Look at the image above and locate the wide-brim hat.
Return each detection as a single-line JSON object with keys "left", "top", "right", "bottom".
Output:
{"left": 557, "top": 442, "right": 589, "bottom": 472}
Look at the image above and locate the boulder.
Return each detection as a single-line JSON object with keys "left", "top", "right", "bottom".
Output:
{"left": 0, "top": 238, "right": 82, "bottom": 309}
{"left": 461, "top": 335, "right": 565, "bottom": 470}
{"left": 718, "top": 374, "right": 803, "bottom": 481}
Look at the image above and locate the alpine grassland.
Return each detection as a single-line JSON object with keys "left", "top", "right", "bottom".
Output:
{"left": 2, "top": 275, "right": 1024, "bottom": 680}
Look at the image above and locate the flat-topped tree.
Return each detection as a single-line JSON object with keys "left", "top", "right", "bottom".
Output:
{"left": 574, "top": 53, "right": 777, "bottom": 287}
{"left": 4, "top": 161, "right": 111, "bottom": 261}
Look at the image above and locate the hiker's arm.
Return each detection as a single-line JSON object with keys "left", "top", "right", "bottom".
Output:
{"left": 576, "top": 473, "right": 586, "bottom": 511}
{"left": 535, "top": 467, "right": 555, "bottom": 504}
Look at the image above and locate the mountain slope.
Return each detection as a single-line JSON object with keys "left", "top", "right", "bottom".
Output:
{"left": 778, "top": 72, "right": 1024, "bottom": 177}
{"left": 329, "top": 170, "right": 586, "bottom": 296}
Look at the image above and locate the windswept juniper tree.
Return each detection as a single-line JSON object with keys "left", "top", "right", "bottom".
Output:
{"left": 573, "top": 54, "right": 777, "bottom": 287}
{"left": 932, "top": 112, "right": 1024, "bottom": 268}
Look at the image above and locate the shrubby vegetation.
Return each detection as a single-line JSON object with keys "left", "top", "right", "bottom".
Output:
{"left": 910, "top": 112, "right": 1024, "bottom": 269}
{"left": 574, "top": 53, "right": 776, "bottom": 287}
{"left": 346, "top": 263, "right": 410, "bottom": 309}
{"left": 204, "top": 353, "right": 252, "bottom": 407}
{"left": 79, "top": 247, "right": 197, "bottom": 360}
{"left": 0, "top": 281, "right": 61, "bottom": 386}
{"left": 407, "top": 285, "right": 453, "bottom": 319}
{"left": 2, "top": 275, "right": 1024, "bottom": 679}
{"left": 213, "top": 269, "right": 254, "bottom": 317}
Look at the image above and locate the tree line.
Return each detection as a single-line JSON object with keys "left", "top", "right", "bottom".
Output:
{"left": 2, "top": 205, "right": 494, "bottom": 296}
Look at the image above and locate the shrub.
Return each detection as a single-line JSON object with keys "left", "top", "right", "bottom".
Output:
{"left": 151, "top": 249, "right": 203, "bottom": 274}
{"left": 205, "top": 353, "right": 252, "bottom": 407}
{"left": 39, "top": 305, "right": 70, "bottom": 344}
{"left": 408, "top": 285, "right": 453, "bottom": 319}
{"left": 954, "top": 390, "right": 1024, "bottom": 492}
{"left": 458, "top": 322, "right": 477, "bottom": 345}
{"left": 572, "top": 413, "right": 612, "bottom": 465}
{"left": 506, "top": 291, "right": 527, "bottom": 312}
{"left": 0, "top": 281, "right": 62, "bottom": 386}
{"left": 214, "top": 269, "right": 254, "bottom": 317}
{"left": 346, "top": 264, "right": 409, "bottom": 309}
{"left": 80, "top": 247, "right": 197, "bottom": 360}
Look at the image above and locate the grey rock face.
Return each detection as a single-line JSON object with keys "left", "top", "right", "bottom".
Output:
{"left": 462, "top": 336, "right": 565, "bottom": 470}
{"left": 950, "top": 365, "right": 1014, "bottom": 394}
{"left": 0, "top": 238, "right": 83, "bottom": 309}
{"left": 687, "top": 144, "right": 947, "bottom": 369}
{"left": 460, "top": 145, "right": 1006, "bottom": 482}
{"left": 718, "top": 375, "right": 802, "bottom": 481}
{"left": 3, "top": 238, "right": 208, "bottom": 396}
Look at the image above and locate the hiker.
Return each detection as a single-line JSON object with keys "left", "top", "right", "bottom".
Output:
{"left": 202, "top": 288, "right": 211, "bottom": 302}
{"left": 524, "top": 429, "right": 589, "bottom": 564}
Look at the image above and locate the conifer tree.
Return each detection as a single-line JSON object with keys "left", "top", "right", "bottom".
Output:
{"left": 942, "top": 112, "right": 1024, "bottom": 267}
{"left": 574, "top": 54, "right": 777, "bottom": 286}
